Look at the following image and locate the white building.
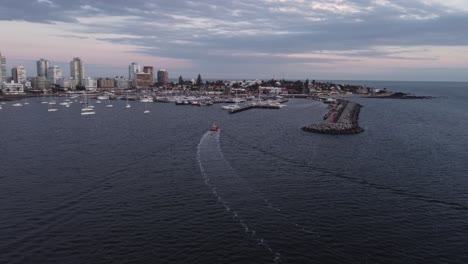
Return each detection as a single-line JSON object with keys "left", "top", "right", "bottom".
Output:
{"left": 47, "top": 65, "right": 63, "bottom": 84}
{"left": 0, "top": 51, "right": 7, "bottom": 83}
{"left": 128, "top": 62, "right": 140, "bottom": 81}
{"left": 11, "top": 66, "right": 27, "bottom": 83}
{"left": 260, "top": 86, "right": 284, "bottom": 94}
{"left": 83, "top": 77, "right": 97, "bottom": 91}
{"left": 36, "top": 58, "right": 50, "bottom": 78}
{"left": 70, "top": 57, "right": 85, "bottom": 86}
{"left": 1, "top": 81, "right": 25, "bottom": 94}
{"left": 57, "top": 77, "right": 71, "bottom": 90}
{"left": 115, "top": 76, "right": 130, "bottom": 89}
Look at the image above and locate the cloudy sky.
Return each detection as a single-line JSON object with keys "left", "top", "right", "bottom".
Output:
{"left": 1, "top": 0, "right": 468, "bottom": 81}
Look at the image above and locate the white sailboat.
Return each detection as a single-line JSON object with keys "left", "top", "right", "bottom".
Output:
{"left": 106, "top": 97, "right": 113, "bottom": 108}
{"left": 48, "top": 101, "right": 58, "bottom": 112}
{"left": 41, "top": 90, "right": 49, "bottom": 104}
{"left": 221, "top": 90, "right": 241, "bottom": 110}
{"left": 125, "top": 92, "right": 131, "bottom": 108}
{"left": 81, "top": 91, "right": 95, "bottom": 115}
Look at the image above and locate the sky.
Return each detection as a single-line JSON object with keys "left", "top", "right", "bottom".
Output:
{"left": 1, "top": 0, "right": 468, "bottom": 81}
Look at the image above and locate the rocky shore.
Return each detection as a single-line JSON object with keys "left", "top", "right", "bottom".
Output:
{"left": 367, "top": 92, "right": 434, "bottom": 99}
{"left": 302, "top": 100, "right": 364, "bottom": 135}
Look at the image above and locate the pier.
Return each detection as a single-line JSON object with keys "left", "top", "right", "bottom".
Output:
{"left": 229, "top": 103, "right": 281, "bottom": 113}
{"left": 302, "top": 100, "right": 364, "bottom": 134}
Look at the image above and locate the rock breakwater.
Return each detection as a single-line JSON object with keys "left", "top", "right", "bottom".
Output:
{"left": 302, "top": 100, "right": 364, "bottom": 134}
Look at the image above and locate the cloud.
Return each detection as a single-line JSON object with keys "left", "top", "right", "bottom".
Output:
{"left": 1, "top": 0, "right": 468, "bottom": 80}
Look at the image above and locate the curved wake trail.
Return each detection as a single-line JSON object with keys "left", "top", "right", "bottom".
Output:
{"left": 197, "top": 131, "right": 282, "bottom": 263}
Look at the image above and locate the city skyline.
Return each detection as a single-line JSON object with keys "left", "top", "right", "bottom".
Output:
{"left": 1, "top": 0, "right": 468, "bottom": 81}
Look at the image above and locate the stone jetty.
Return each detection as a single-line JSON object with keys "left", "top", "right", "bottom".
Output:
{"left": 302, "top": 100, "right": 364, "bottom": 134}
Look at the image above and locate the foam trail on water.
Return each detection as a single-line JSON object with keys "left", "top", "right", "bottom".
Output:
{"left": 197, "top": 131, "right": 282, "bottom": 263}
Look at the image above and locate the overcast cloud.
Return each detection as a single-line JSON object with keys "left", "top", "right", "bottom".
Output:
{"left": 1, "top": 0, "right": 468, "bottom": 80}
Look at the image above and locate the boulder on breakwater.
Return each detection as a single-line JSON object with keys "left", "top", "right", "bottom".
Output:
{"left": 302, "top": 100, "right": 364, "bottom": 135}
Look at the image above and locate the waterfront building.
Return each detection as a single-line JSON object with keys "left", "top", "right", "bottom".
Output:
{"left": 32, "top": 76, "right": 49, "bottom": 91}
{"left": 115, "top": 76, "right": 130, "bottom": 89}
{"left": 47, "top": 65, "right": 62, "bottom": 84}
{"left": 133, "top": 72, "right": 152, "bottom": 89}
{"left": 57, "top": 78, "right": 71, "bottom": 90}
{"left": 157, "top": 69, "right": 168, "bottom": 84}
{"left": 143, "top": 66, "right": 154, "bottom": 85}
{"left": 1, "top": 81, "right": 25, "bottom": 94}
{"left": 97, "top": 78, "right": 115, "bottom": 90}
{"left": 70, "top": 57, "right": 85, "bottom": 86}
{"left": 0, "top": 51, "right": 7, "bottom": 83}
{"left": 260, "top": 86, "right": 285, "bottom": 94}
{"left": 83, "top": 77, "right": 97, "bottom": 91}
{"left": 11, "top": 66, "right": 27, "bottom": 83}
{"left": 128, "top": 62, "right": 140, "bottom": 81}
{"left": 36, "top": 58, "right": 50, "bottom": 78}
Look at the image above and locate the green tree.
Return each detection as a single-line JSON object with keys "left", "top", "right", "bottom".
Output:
{"left": 178, "top": 75, "right": 184, "bottom": 85}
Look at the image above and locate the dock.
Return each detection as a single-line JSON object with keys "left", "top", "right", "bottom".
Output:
{"left": 229, "top": 103, "right": 281, "bottom": 113}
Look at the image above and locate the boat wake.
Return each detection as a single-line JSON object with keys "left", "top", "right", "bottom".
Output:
{"left": 197, "top": 131, "right": 322, "bottom": 263}
{"left": 197, "top": 131, "right": 282, "bottom": 263}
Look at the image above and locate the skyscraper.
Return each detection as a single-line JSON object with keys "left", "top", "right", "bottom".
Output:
{"left": 143, "top": 66, "right": 154, "bottom": 85}
{"left": 157, "top": 69, "right": 168, "bottom": 84}
{"left": 11, "top": 66, "right": 27, "bottom": 83}
{"left": 47, "top": 65, "right": 62, "bottom": 84}
{"left": 36, "top": 58, "right": 50, "bottom": 78}
{"left": 129, "top": 62, "right": 140, "bottom": 81}
{"left": 70, "top": 57, "right": 85, "bottom": 86}
{"left": 0, "top": 52, "right": 7, "bottom": 83}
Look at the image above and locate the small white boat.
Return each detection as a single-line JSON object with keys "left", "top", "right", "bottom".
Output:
{"left": 106, "top": 104, "right": 113, "bottom": 108}
{"left": 126, "top": 104, "right": 131, "bottom": 108}
{"left": 12, "top": 103, "right": 23, "bottom": 107}
{"left": 97, "top": 95, "right": 109, "bottom": 100}
{"left": 1, "top": 102, "right": 6, "bottom": 105}
{"left": 96, "top": 100, "right": 102, "bottom": 104}
{"left": 59, "top": 102, "right": 68, "bottom": 106}
{"left": 144, "top": 110, "right": 150, "bottom": 114}
{"left": 221, "top": 104, "right": 240, "bottom": 110}
{"left": 140, "top": 95, "right": 154, "bottom": 103}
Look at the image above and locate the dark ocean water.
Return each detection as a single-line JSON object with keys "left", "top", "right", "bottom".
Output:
{"left": 1, "top": 81, "right": 468, "bottom": 263}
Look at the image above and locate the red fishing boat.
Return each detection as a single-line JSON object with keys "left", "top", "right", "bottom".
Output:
{"left": 210, "top": 123, "right": 220, "bottom": 132}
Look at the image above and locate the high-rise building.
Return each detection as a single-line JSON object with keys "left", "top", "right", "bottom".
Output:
{"left": 0, "top": 52, "right": 7, "bottom": 83}
{"left": 133, "top": 72, "right": 152, "bottom": 89}
{"left": 143, "top": 66, "right": 154, "bottom": 85}
{"left": 47, "top": 65, "right": 62, "bottom": 84}
{"left": 157, "top": 69, "right": 168, "bottom": 84}
{"left": 36, "top": 58, "right": 50, "bottom": 78}
{"left": 70, "top": 57, "right": 85, "bottom": 86}
{"left": 11, "top": 66, "right": 27, "bottom": 83}
{"left": 129, "top": 62, "right": 140, "bottom": 81}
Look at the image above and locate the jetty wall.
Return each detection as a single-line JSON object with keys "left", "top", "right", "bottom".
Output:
{"left": 302, "top": 100, "right": 364, "bottom": 134}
